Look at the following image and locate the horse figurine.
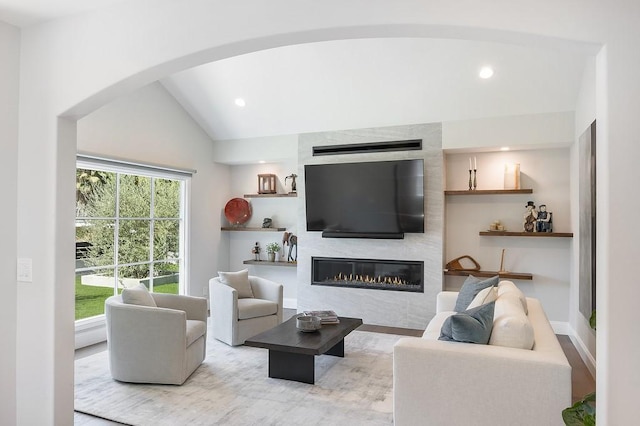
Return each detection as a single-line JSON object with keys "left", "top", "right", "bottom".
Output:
{"left": 282, "top": 232, "right": 298, "bottom": 263}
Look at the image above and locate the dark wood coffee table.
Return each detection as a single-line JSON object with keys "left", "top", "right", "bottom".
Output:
{"left": 244, "top": 315, "right": 363, "bottom": 384}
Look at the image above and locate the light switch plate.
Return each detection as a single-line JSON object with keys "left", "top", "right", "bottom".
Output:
{"left": 17, "top": 258, "right": 33, "bottom": 282}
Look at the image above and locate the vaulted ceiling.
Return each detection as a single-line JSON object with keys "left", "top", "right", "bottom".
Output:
{"left": 162, "top": 38, "right": 590, "bottom": 141}
{"left": 1, "top": 2, "right": 591, "bottom": 143}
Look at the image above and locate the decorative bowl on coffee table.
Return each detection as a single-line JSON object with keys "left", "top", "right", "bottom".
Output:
{"left": 296, "top": 315, "right": 321, "bottom": 332}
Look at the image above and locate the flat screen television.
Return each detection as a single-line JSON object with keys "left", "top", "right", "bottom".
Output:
{"left": 304, "top": 159, "right": 424, "bottom": 238}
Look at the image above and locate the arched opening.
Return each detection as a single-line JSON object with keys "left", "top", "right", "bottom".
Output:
{"left": 49, "top": 22, "right": 602, "bottom": 422}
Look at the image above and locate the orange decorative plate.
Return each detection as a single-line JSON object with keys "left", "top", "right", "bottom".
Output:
{"left": 224, "top": 198, "right": 251, "bottom": 225}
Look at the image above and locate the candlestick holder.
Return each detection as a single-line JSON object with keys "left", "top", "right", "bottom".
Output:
{"left": 468, "top": 169, "right": 473, "bottom": 190}
{"left": 473, "top": 169, "right": 477, "bottom": 190}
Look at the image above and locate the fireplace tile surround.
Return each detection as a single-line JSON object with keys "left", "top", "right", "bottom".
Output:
{"left": 297, "top": 122, "right": 444, "bottom": 329}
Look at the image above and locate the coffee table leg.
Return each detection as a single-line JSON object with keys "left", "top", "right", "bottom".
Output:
{"left": 324, "top": 338, "right": 345, "bottom": 357}
{"left": 269, "top": 350, "right": 315, "bottom": 384}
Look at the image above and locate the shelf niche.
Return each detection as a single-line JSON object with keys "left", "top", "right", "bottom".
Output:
{"left": 443, "top": 270, "right": 532, "bottom": 280}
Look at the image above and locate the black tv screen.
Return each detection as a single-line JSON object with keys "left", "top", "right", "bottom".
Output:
{"left": 304, "top": 159, "right": 424, "bottom": 236}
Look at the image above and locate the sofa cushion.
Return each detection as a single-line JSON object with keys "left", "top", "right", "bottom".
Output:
{"left": 439, "top": 301, "right": 495, "bottom": 344}
{"left": 454, "top": 275, "right": 499, "bottom": 312}
{"left": 218, "top": 269, "right": 254, "bottom": 299}
{"left": 466, "top": 286, "right": 498, "bottom": 310}
{"left": 121, "top": 283, "right": 157, "bottom": 307}
{"left": 237, "top": 298, "right": 278, "bottom": 320}
{"left": 489, "top": 291, "right": 535, "bottom": 349}
{"left": 186, "top": 320, "right": 207, "bottom": 347}
{"left": 422, "top": 311, "right": 455, "bottom": 340}
{"left": 498, "top": 280, "right": 528, "bottom": 314}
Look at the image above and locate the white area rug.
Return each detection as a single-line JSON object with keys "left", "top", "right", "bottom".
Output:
{"left": 75, "top": 330, "right": 403, "bottom": 425}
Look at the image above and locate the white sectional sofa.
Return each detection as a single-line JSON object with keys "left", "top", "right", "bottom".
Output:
{"left": 393, "top": 281, "right": 572, "bottom": 426}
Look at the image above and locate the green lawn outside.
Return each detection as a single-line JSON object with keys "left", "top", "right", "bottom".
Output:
{"left": 75, "top": 275, "right": 178, "bottom": 320}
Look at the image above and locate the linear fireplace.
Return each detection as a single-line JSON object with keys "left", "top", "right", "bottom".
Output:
{"left": 312, "top": 257, "right": 424, "bottom": 293}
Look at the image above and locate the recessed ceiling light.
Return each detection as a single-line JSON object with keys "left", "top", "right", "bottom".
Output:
{"left": 479, "top": 66, "right": 494, "bottom": 79}
{"left": 234, "top": 98, "right": 246, "bottom": 107}
{"left": 500, "top": 147, "right": 510, "bottom": 151}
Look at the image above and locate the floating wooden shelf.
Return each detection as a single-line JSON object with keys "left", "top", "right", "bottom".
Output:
{"left": 221, "top": 227, "right": 286, "bottom": 232}
{"left": 444, "top": 270, "right": 533, "bottom": 280}
{"left": 479, "top": 231, "right": 573, "bottom": 238}
{"left": 243, "top": 260, "right": 297, "bottom": 268}
{"left": 444, "top": 189, "right": 533, "bottom": 195}
{"left": 243, "top": 193, "right": 297, "bottom": 198}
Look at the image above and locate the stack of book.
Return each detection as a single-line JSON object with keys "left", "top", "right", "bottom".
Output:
{"left": 303, "top": 310, "right": 340, "bottom": 325}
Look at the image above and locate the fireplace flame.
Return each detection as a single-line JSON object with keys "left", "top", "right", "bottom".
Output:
{"left": 328, "top": 272, "right": 410, "bottom": 286}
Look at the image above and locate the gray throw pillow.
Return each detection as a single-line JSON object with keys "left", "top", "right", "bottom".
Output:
{"left": 218, "top": 269, "right": 254, "bottom": 298}
{"left": 121, "top": 283, "right": 157, "bottom": 307}
{"left": 454, "top": 275, "right": 499, "bottom": 312}
{"left": 439, "top": 301, "right": 495, "bottom": 344}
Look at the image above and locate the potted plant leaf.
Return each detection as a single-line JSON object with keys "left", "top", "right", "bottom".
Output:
{"left": 266, "top": 242, "right": 281, "bottom": 262}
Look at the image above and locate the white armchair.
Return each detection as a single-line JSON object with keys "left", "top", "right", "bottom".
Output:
{"left": 105, "top": 290, "right": 208, "bottom": 385}
{"left": 210, "top": 274, "right": 283, "bottom": 346}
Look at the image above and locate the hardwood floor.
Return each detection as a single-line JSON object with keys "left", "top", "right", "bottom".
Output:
{"left": 74, "top": 310, "right": 595, "bottom": 424}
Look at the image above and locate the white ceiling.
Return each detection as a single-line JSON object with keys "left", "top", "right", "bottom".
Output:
{"left": 162, "top": 38, "right": 589, "bottom": 142}
{"left": 0, "top": 0, "right": 125, "bottom": 27}
{"left": 0, "top": 2, "right": 590, "bottom": 142}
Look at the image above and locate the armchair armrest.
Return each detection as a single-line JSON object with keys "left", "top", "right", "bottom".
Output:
{"left": 249, "top": 276, "right": 283, "bottom": 323}
{"left": 209, "top": 278, "right": 238, "bottom": 344}
{"left": 249, "top": 276, "right": 283, "bottom": 304}
{"left": 152, "top": 293, "right": 207, "bottom": 322}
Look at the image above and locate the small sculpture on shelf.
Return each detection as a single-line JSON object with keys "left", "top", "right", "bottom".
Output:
{"left": 536, "top": 204, "right": 553, "bottom": 233}
{"left": 489, "top": 220, "right": 505, "bottom": 232}
{"left": 445, "top": 255, "right": 481, "bottom": 272}
{"left": 251, "top": 242, "right": 261, "bottom": 261}
{"left": 262, "top": 217, "right": 273, "bottom": 228}
{"left": 285, "top": 173, "right": 297, "bottom": 194}
{"left": 282, "top": 231, "right": 298, "bottom": 263}
{"left": 523, "top": 201, "right": 538, "bottom": 232}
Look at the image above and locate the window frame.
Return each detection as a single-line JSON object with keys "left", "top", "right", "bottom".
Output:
{"left": 75, "top": 156, "right": 191, "bottom": 326}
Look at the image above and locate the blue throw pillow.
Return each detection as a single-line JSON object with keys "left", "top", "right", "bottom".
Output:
{"left": 439, "top": 301, "right": 495, "bottom": 344}
{"left": 454, "top": 275, "right": 499, "bottom": 312}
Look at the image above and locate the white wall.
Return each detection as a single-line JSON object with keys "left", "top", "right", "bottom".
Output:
{"left": 0, "top": 20, "right": 19, "bottom": 425}
{"left": 443, "top": 111, "right": 575, "bottom": 151}
{"left": 444, "top": 149, "right": 572, "bottom": 322}
{"left": 77, "top": 82, "right": 227, "bottom": 301}
{"left": 12, "top": 1, "right": 640, "bottom": 424}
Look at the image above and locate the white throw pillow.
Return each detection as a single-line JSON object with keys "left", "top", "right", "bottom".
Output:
{"left": 497, "top": 280, "right": 528, "bottom": 314}
{"left": 489, "top": 291, "right": 534, "bottom": 349}
{"left": 121, "top": 283, "right": 157, "bottom": 307}
{"left": 466, "top": 286, "right": 498, "bottom": 310}
{"left": 218, "top": 269, "right": 254, "bottom": 299}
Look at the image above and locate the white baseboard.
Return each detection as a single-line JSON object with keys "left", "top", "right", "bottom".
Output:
{"left": 550, "top": 320, "right": 571, "bottom": 335}
{"left": 550, "top": 321, "right": 596, "bottom": 379}
{"left": 75, "top": 321, "right": 107, "bottom": 349}
{"left": 568, "top": 328, "right": 597, "bottom": 379}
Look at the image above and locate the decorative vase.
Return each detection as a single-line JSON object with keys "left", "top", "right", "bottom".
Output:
{"left": 504, "top": 163, "right": 521, "bottom": 190}
{"left": 268, "top": 252, "right": 276, "bottom": 262}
